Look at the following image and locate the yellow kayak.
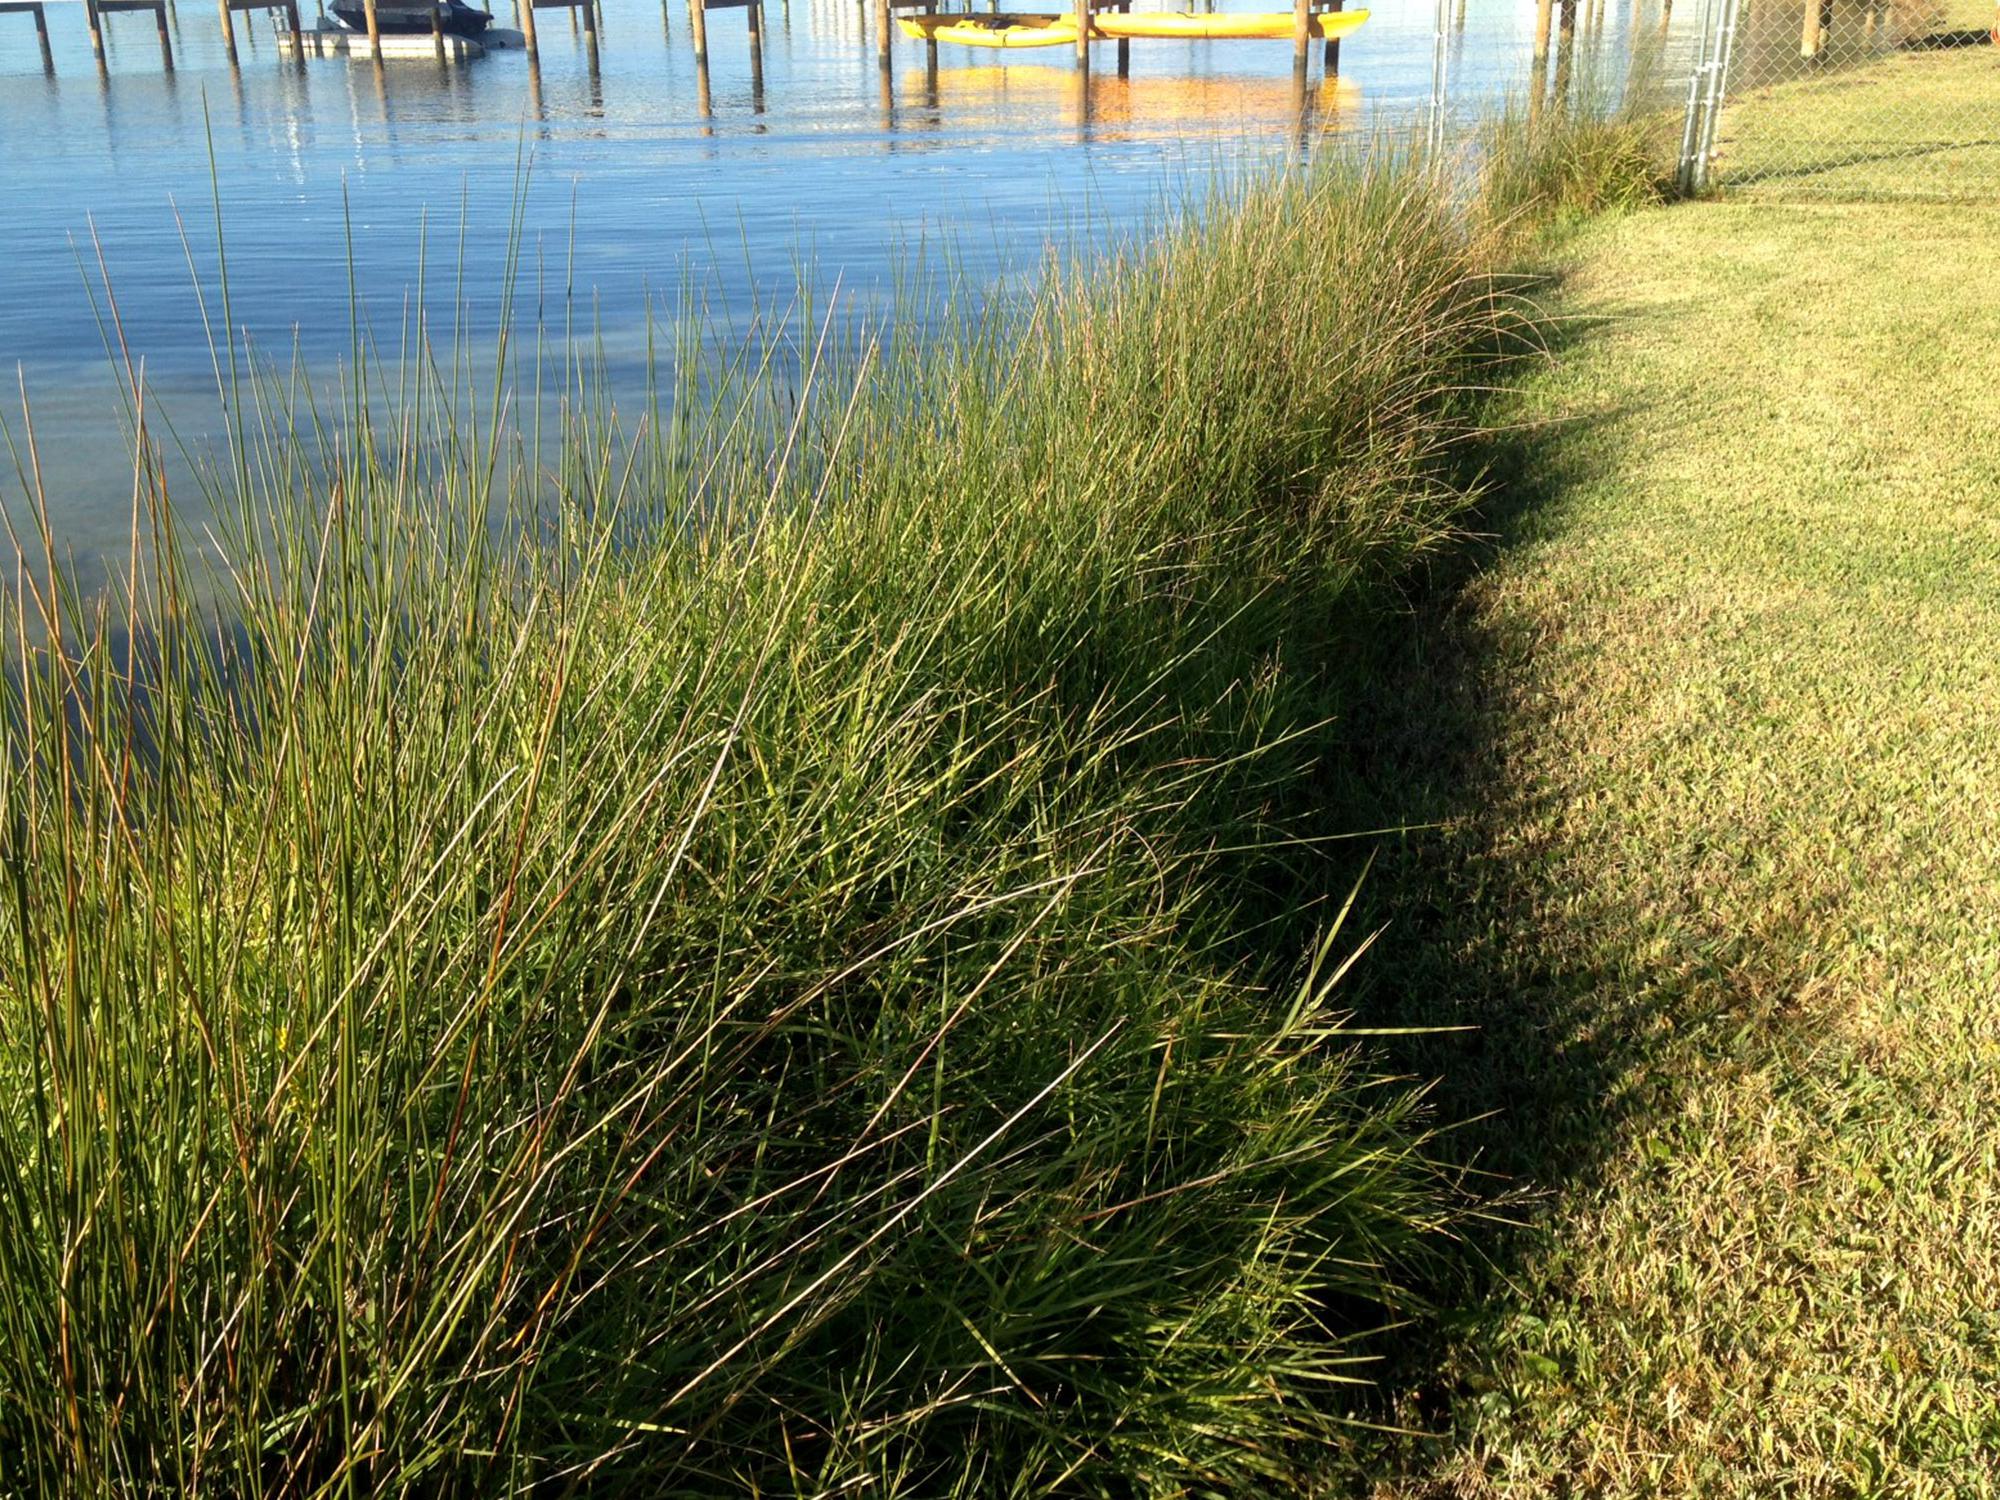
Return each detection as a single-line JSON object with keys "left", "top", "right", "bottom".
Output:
{"left": 1094, "top": 7, "right": 1368, "bottom": 37}
{"left": 898, "top": 13, "right": 1078, "bottom": 46}
{"left": 900, "top": 8, "right": 1369, "bottom": 46}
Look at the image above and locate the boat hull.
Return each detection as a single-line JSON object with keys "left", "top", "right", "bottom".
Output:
{"left": 1094, "top": 6, "right": 1367, "bottom": 37}
{"left": 330, "top": 0, "right": 493, "bottom": 35}
{"left": 897, "top": 13, "right": 1075, "bottom": 46}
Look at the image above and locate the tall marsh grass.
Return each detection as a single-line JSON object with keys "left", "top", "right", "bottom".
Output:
{"left": 0, "top": 133, "right": 1647, "bottom": 1495}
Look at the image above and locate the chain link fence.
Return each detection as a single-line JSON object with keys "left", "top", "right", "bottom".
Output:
{"left": 1678, "top": 0, "right": 2000, "bottom": 197}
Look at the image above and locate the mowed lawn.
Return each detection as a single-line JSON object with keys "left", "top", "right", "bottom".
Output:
{"left": 1712, "top": 10, "right": 2000, "bottom": 199}
{"left": 1352, "top": 197, "right": 2000, "bottom": 1493}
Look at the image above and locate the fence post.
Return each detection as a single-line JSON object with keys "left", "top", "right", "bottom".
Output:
{"left": 1427, "top": 0, "right": 1450, "bottom": 157}
{"left": 1676, "top": 0, "right": 1718, "bottom": 193}
{"left": 1693, "top": 0, "right": 1742, "bottom": 188}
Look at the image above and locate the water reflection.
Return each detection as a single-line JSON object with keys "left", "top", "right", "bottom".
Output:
{"left": 924, "top": 58, "right": 1361, "bottom": 140}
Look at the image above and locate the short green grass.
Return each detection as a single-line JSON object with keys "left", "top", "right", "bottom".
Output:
{"left": 1343, "top": 194, "right": 2000, "bottom": 1495}
{"left": 1713, "top": 17, "right": 2000, "bottom": 198}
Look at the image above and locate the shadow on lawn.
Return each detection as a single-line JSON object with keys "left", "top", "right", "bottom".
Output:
{"left": 1310, "top": 293, "right": 1703, "bottom": 1483}
{"left": 1725, "top": 133, "right": 2000, "bottom": 189}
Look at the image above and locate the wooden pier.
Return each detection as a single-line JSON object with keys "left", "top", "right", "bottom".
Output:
{"left": 5, "top": 0, "right": 1361, "bottom": 94}
{"left": 684, "top": 0, "right": 764, "bottom": 64}
{"left": 868, "top": 0, "right": 1351, "bottom": 75}
{"left": 516, "top": 0, "right": 600, "bottom": 58}
{"left": 4, "top": 0, "right": 175, "bottom": 69}
{"left": 679, "top": 0, "right": 764, "bottom": 114}
{"left": 0, "top": 0, "right": 56, "bottom": 70}
{"left": 217, "top": 0, "right": 301, "bottom": 61}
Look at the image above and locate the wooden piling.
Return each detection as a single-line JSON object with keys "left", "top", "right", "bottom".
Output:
{"left": 1554, "top": 0, "right": 1576, "bottom": 100}
{"left": 430, "top": 0, "right": 443, "bottom": 58}
{"left": 284, "top": 0, "right": 298, "bottom": 44}
{"left": 582, "top": 0, "right": 596, "bottom": 49}
{"left": 1533, "top": 0, "right": 1552, "bottom": 63}
{"left": 1324, "top": 0, "right": 1343, "bottom": 72}
{"left": 85, "top": 0, "right": 103, "bottom": 54}
{"left": 874, "top": 0, "right": 889, "bottom": 66}
{"left": 362, "top": 0, "right": 381, "bottom": 50}
{"left": 34, "top": 3, "right": 54, "bottom": 70}
{"left": 519, "top": 0, "right": 538, "bottom": 53}
{"left": 155, "top": 0, "right": 173, "bottom": 63}
{"left": 1075, "top": 0, "right": 1089, "bottom": 65}
{"left": 217, "top": 0, "right": 235, "bottom": 59}
{"left": 1291, "top": 44, "right": 1309, "bottom": 149}
{"left": 687, "top": 0, "right": 705, "bottom": 60}
{"left": 1799, "top": 0, "right": 1820, "bottom": 55}
{"left": 1291, "top": 0, "right": 1308, "bottom": 62}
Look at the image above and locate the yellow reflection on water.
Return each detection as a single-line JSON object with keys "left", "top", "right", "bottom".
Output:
{"left": 925, "top": 59, "right": 1363, "bottom": 139}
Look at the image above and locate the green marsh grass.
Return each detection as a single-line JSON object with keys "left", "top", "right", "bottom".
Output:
{"left": 0, "top": 133, "right": 1646, "bottom": 1495}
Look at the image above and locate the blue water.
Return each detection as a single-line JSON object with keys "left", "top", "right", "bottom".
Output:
{"left": 0, "top": 0, "right": 1696, "bottom": 568}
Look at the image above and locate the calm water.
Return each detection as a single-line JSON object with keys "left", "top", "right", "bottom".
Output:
{"left": 0, "top": 0, "right": 1692, "bottom": 568}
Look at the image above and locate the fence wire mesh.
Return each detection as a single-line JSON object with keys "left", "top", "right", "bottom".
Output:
{"left": 1681, "top": 0, "right": 2000, "bottom": 197}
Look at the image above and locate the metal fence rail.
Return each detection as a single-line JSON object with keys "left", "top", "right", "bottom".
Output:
{"left": 1678, "top": 0, "right": 1999, "bottom": 197}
